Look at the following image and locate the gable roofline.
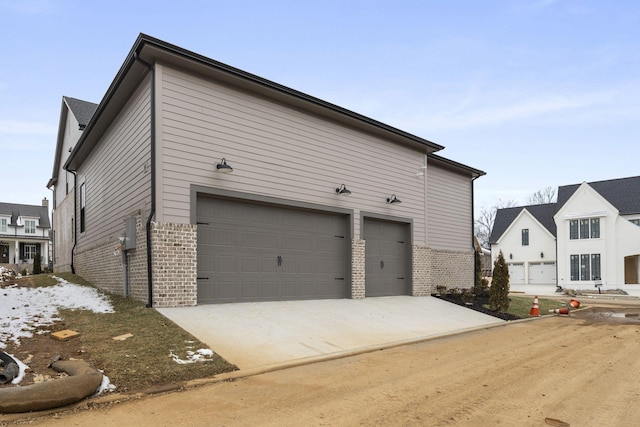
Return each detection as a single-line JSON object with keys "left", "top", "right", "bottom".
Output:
{"left": 495, "top": 207, "right": 556, "bottom": 246}
{"left": 65, "top": 33, "right": 445, "bottom": 172}
{"left": 0, "top": 202, "right": 51, "bottom": 229}
{"left": 427, "top": 153, "right": 486, "bottom": 178}
{"left": 490, "top": 202, "right": 558, "bottom": 244}
{"left": 554, "top": 181, "right": 619, "bottom": 220}
{"left": 557, "top": 175, "right": 640, "bottom": 215}
{"left": 48, "top": 96, "right": 97, "bottom": 188}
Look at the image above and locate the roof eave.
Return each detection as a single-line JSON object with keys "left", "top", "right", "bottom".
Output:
{"left": 65, "top": 33, "right": 446, "bottom": 171}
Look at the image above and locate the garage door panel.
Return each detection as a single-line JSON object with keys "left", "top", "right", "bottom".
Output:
{"left": 364, "top": 218, "right": 409, "bottom": 297}
{"left": 197, "top": 196, "right": 349, "bottom": 303}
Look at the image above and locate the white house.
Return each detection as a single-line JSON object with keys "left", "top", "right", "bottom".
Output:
{"left": 490, "top": 176, "right": 640, "bottom": 291}
{"left": 0, "top": 200, "right": 51, "bottom": 273}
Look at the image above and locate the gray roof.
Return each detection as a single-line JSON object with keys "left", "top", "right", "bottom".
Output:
{"left": 490, "top": 203, "right": 557, "bottom": 244}
{"left": 0, "top": 202, "right": 50, "bottom": 228}
{"left": 557, "top": 175, "right": 640, "bottom": 215}
{"left": 491, "top": 175, "right": 640, "bottom": 244}
{"left": 64, "top": 96, "right": 98, "bottom": 128}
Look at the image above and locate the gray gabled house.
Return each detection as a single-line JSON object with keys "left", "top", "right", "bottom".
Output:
{"left": 48, "top": 34, "right": 485, "bottom": 307}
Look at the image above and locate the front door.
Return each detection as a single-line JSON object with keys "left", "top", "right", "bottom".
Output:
{"left": 0, "top": 243, "right": 9, "bottom": 263}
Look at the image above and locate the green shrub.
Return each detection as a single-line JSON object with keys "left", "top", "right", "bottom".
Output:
{"left": 489, "top": 251, "right": 510, "bottom": 312}
{"left": 33, "top": 253, "right": 42, "bottom": 275}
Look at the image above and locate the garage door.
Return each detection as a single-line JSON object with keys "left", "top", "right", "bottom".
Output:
{"left": 196, "top": 196, "right": 349, "bottom": 304}
{"left": 529, "top": 262, "right": 556, "bottom": 284}
{"left": 363, "top": 218, "right": 410, "bottom": 297}
{"left": 508, "top": 263, "right": 525, "bottom": 285}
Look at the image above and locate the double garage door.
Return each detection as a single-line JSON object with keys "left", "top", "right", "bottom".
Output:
{"left": 196, "top": 196, "right": 350, "bottom": 304}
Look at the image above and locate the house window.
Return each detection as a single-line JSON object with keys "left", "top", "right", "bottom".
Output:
{"left": 0, "top": 218, "right": 6, "bottom": 233}
{"left": 570, "top": 217, "right": 600, "bottom": 240}
{"left": 80, "top": 183, "right": 86, "bottom": 233}
{"left": 521, "top": 229, "right": 529, "bottom": 246}
{"left": 571, "top": 253, "right": 601, "bottom": 281}
{"left": 569, "top": 220, "right": 579, "bottom": 240}
{"left": 25, "top": 219, "right": 36, "bottom": 234}
{"left": 580, "top": 254, "right": 590, "bottom": 281}
{"left": 591, "top": 254, "right": 601, "bottom": 280}
{"left": 570, "top": 255, "right": 579, "bottom": 281}
{"left": 590, "top": 218, "right": 600, "bottom": 238}
{"left": 630, "top": 219, "right": 640, "bottom": 226}
{"left": 579, "top": 219, "right": 590, "bottom": 239}
{"left": 24, "top": 244, "right": 36, "bottom": 260}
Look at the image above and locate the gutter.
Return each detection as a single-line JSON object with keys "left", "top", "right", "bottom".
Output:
{"left": 70, "top": 171, "right": 77, "bottom": 274}
{"left": 134, "top": 51, "right": 156, "bottom": 308}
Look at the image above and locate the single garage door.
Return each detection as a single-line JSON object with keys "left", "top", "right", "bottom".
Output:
{"left": 529, "top": 262, "right": 556, "bottom": 284}
{"left": 363, "top": 218, "right": 410, "bottom": 297}
{"left": 196, "top": 196, "right": 349, "bottom": 304}
{"left": 508, "top": 263, "right": 525, "bottom": 285}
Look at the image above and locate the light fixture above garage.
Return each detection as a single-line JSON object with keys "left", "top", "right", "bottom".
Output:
{"left": 335, "top": 184, "right": 351, "bottom": 195}
{"left": 215, "top": 158, "right": 233, "bottom": 173}
{"left": 386, "top": 194, "right": 401, "bottom": 204}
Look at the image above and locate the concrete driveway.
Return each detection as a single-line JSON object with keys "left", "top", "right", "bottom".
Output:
{"left": 157, "top": 296, "right": 504, "bottom": 371}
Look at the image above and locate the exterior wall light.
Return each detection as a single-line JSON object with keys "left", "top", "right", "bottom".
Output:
{"left": 386, "top": 194, "right": 401, "bottom": 204}
{"left": 335, "top": 184, "right": 351, "bottom": 195}
{"left": 216, "top": 158, "right": 233, "bottom": 173}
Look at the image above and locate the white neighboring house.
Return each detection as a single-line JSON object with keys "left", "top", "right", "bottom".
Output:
{"left": 0, "top": 200, "right": 51, "bottom": 273}
{"left": 490, "top": 203, "right": 557, "bottom": 286}
{"left": 490, "top": 176, "right": 640, "bottom": 291}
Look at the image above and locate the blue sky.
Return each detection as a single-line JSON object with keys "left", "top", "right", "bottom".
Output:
{"left": 1, "top": 0, "right": 638, "bottom": 214}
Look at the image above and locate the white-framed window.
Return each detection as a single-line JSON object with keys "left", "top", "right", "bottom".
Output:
{"left": 521, "top": 229, "right": 529, "bottom": 246}
{"left": 25, "top": 219, "right": 36, "bottom": 234}
{"left": 0, "top": 218, "right": 7, "bottom": 233}
{"left": 24, "top": 244, "right": 36, "bottom": 260}
{"left": 630, "top": 219, "right": 640, "bottom": 226}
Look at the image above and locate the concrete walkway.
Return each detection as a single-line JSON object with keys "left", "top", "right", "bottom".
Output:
{"left": 157, "top": 296, "right": 504, "bottom": 370}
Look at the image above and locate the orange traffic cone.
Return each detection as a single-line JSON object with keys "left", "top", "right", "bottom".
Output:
{"left": 529, "top": 296, "right": 540, "bottom": 317}
{"left": 569, "top": 299, "right": 581, "bottom": 309}
{"left": 549, "top": 307, "right": 570, "bottom": 316}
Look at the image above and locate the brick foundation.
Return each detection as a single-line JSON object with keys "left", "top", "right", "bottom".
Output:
{"left": 428, "top": 248, "right": 474, "bottom": 291}
{"left": 411, "top": 245, "right": 431, "bottom": 295}
{"left": 150, "top": 221, "right": 197, "bottom": 308}
{"left": 351, "top": 239, "right": 365, "bottom": 299}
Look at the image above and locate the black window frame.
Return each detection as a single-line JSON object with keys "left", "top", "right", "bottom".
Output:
{"left": 80, "top": 183, "right": 86, "bottom": 233}
{"left": 521, "top": 228, "right": 529, "bottom": 246}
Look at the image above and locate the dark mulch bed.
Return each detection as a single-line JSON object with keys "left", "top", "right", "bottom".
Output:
{"left": 433, "top": 292, "right": 521, "bottom": 321}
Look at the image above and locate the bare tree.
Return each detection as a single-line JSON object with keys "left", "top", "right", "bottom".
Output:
{"left": 527, "top": 186, "right": 557, "bottom": 205}
{"left": 474, "top": 199, "right": 517, "bottom": 249}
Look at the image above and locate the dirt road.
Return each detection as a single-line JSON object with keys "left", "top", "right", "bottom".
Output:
{"left": 5, "top": 303, "right": 640, "bottom": 426}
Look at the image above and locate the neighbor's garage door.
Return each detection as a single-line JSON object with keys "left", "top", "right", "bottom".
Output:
{"left": 196, "top": 196, "right": 349, "bottom": 304}
{"left": 529, "top": 262, "right": 556, "bottom": 284}
{"left": 508, "top": 263, "right": 525, "bottom": 285}
{"left": 363, "top": 218, "right": 410, "bottom": 297}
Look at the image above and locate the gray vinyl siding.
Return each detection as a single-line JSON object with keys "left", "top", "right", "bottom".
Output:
{"left": 75, "top": 81, "right": 151, "bottom": 251}
{"left": 156, "top": 64, "right": 428, "bottom": 244}
{"left": 426, "top": 164, "right": 472, "bottom": 251}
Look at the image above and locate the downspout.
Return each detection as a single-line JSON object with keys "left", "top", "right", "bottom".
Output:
{"left": 134, "top": 51, "right": 156, "bottom": 308}
{"left": 70, "top": 171, "right": 77, "bottom": 274}
{"left": 471, "top": 175, "right": 481, "bottom": 285}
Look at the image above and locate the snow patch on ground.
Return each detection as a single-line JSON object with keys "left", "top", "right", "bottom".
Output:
{"left": 169, "top": 348, "right": 215, "bottom": 364}
{"left": 0, "top": 275, "right": 114, "bottom": 348}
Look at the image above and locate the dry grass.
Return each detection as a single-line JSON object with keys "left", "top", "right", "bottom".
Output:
{"left": 11, "top": 273, "right": 237, "bottom": 393}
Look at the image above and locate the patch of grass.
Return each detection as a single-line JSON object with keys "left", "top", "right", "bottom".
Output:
{"left": 61, "top": 291, "right": 237, "bottom": 393}
{"left": 17, "top": 273, "right": 57, "bottom": 287}
{"left": 11, "top": 273, "right": 237, "bottom": 393}
{"left": 485, "top": 295, "right": 567, "bottom": 318}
